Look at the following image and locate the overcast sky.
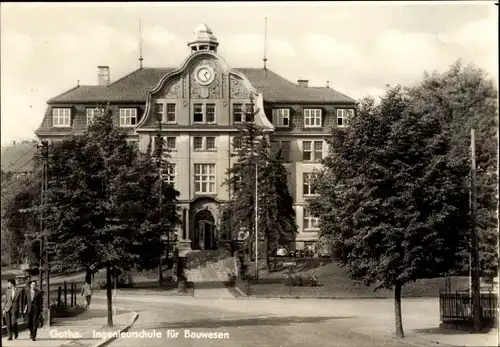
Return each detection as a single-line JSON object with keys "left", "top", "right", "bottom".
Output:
{"left": 1, "top": 1, "right": 498, "bottom": 145}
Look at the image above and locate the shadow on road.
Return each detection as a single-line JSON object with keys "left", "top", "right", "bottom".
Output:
{"left": 193, "top": 281, "right": 229, "bottom": 289}
{"left": 134, "top": 315, "right": 354, "bottom": 330}
{"left": 412, "top": 327, "right": 469, "bottom": 335}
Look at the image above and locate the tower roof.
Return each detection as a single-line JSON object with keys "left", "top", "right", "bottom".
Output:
{"left": 188, "top": 23, "right": 219, "bottom": 47}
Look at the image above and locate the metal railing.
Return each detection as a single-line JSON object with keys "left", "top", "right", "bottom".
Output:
{"left": 439, "top": 291, "right": 497, "bottom": 323}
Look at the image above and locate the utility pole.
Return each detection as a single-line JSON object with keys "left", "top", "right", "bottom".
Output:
{"left": 157, "top": 113, "right": 163, "bottom": 286}
{"left": 470, "top": 128, "right": 481, "bottom": 332}
{"left": 38, "top": 140, "right": 50, "bottom": 326}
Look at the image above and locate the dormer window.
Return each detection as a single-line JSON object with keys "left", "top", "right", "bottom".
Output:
{"left": 52, "top": 108, "right": 71, "bottom": 127}
{"left": 304, "top": 109, "right": 322, "bottom": 128}
{"left": 337, "top": 109, "right": 354, "bottom": 127}
{"left": 272, "top": 109, "right": 290, "bottom": 127}
{"left": 119, "top": 108, "right": 137, "bottom": 127}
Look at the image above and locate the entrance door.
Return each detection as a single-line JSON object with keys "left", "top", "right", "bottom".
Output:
{"left": 194, "top": 208, "right": 216, "bottom": 250}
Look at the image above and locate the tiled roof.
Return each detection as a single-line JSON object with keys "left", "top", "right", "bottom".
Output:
{"left": 48, "top": 67, "right": 355, "bottom": 104}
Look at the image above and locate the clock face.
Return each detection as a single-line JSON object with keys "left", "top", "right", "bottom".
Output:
{"left": 195, "top": 65, "right": 215, "bottom": 85}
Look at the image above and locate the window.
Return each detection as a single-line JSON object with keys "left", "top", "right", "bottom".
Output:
{"left": 337, "top": 109, "right": 354, "bottom": 127}
{"left": 164, "top": 164, "right": 176, "bottom": 187}
{"left": 304, "top": 109, "right": 322, "bottom": 128}
{"left": 206, "top": 137, "right": 216, "bottom": 150}
{"left": 194, "top": 164, "right": 216, "bottom": 194}
{"left": 86, "top": 108, "right": 102, "bottom": 125}
{"left": 233, "top": 104, "right": 243, "bottom": 123}
{"left": 270, "top": 140, "right": 291, "bottom": 162}
{"left": 166, "top": 137, "right": 177, "bottom": 150}
{"left": 302, "top": 141, "right": 323, "bottom": 161}
{"left": 303, "top": 173, "right": 318, "bottom": 196}
{"left": 155, "top": 103, "right": 164, "bottom": 122}
{"left": 206, "top": 104, "right": 216, "bottom": 123}
{"left": 232, "top": 137, "right": 242, "bottom": 152}
{"left": 245, "top": 104, "right": 254, "bottom": 123}
{"left": 272, "top": 109, "right": 290, "bottom": 127}
{"left": 194, "top": 137, "right": 203, "bottom": 150}
{"left": 303, "top": 209, "right": 319, "bottom": 231}
{"left": 119, "top": 108, "right": 137, "bottom": 127}
{"left": 52, "top": 108, "right": 71, "bottom": 127}
{"left": 154, "top": 136, "right": 176, "bottom": 153}
{"left": 193, "top": 103, "right": 216, "bottom": 123}
{"left": 193, "top": 137, "right": 216, "bottom": 150}
{"left": 194, "top": 104, "right": 203, "bottom": 123}
{"left": 166, "top": 103, "right": 176, "bottom": 123}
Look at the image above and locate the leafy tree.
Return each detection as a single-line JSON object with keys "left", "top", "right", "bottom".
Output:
{"left": 1, "top": 172, "right": 40, "bottom": 266}
{"left": 31, "top": 104, "right": 180, "bottom": 326}
{"left": 310, "top": 82, "right": 477, "bottom": 338}
{"left": 407, "top": 61, "right": 498, "bottom": 279}
{"left": 222, "top": 101, "right": 297, "bottom": 273}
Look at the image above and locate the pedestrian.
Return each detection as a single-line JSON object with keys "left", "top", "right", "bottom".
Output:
{"left": 80, "top": 281, "right": 92, "bottom": 310}
{"left": 23, "top": 280, "right": 42, "bottom": 341}
{"left": 2, "top": 279, "right": 22, "bottom": 340}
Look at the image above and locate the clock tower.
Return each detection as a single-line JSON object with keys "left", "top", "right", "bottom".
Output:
{"left": 187, "top": 23, "right": 219, "bottom": 54}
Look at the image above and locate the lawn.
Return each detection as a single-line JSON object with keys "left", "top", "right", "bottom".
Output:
{"left": 241, "top": 258, "right": 471, "bottom": 298}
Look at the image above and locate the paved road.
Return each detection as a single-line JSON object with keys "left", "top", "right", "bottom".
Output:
{"left": 97, "top": 295, "right": 424, "bottom": 347}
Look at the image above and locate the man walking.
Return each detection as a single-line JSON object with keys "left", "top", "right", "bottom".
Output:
{"left": 2, "top": 279, "right": 22, "bottom": 340}
{"left": 24, "top": 280, "right": 42, "bottom": 341}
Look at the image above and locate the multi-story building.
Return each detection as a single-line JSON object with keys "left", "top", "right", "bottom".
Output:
{"left": 36, "top": 24, "right": 356, "bottom": 253}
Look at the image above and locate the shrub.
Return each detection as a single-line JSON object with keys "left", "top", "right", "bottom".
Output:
{"left": 284, "top": 272, "right": 319, "bottom": 287}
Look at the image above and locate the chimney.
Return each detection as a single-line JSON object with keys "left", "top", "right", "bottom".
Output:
{"left": 297, "top": 79, "right": 308, "bottom": 88}
{"left": 97, "top": 66, "right": 110, "bottom": 86}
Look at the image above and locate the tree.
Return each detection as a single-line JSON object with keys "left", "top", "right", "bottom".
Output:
{"left": 31, "top": 104, "right": 180, "bottom": 326}
{"left": 308, "top": 68, "right": 494, "bottom": 337}
{"left": 222, "top": 100, "right": 297, "bottom": 273}
{"left": 127, "top": 135, "right": 181, "bottom": 284}
{"left": 1, "top": 170, "right": 41, "bottom": 266}
{"left": 407, "top": 61, "right": 498, "bottom": 280}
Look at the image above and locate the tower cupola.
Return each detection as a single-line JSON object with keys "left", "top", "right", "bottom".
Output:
{"left": 187, "top": 23, "right": 219, "bottom": 53}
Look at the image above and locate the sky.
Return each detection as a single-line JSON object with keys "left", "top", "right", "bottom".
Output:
{"left": 1, "top": 1, "right": 498, "bottom": 146}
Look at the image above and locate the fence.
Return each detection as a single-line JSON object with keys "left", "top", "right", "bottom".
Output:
{"left": 439, "top": 291, "right": 497, "bottom": 323}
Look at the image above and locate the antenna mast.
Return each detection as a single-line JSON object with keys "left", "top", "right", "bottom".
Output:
{"left": 139, "top": 18, "right": 144, "bottom": 68}
{"left": 263, "top": 17, "right": 268, "bottom": 71}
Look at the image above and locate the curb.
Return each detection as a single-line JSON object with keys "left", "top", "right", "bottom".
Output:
{"left": 90, "top": 311, "right": 139, "bottom": 347}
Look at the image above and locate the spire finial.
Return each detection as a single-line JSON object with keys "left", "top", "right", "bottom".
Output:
{"left": 77, "top": 80, "right": 80, "bottom": 87}
{"left": 326, "top": 80, "right": 330, "bottom": 88}
{"left": 263, "top": 17, "right": 268, "bottom": 70}
{"left": 139, "top": 18, "right": 144, "bottom": 68}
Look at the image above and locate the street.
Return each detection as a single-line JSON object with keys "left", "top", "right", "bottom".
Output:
{"left": 95, "top": 294, "right": 437, "bottom": 347}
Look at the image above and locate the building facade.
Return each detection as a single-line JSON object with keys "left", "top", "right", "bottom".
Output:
{"left": 36, "top": 24, "right": 357, "bottom": 253}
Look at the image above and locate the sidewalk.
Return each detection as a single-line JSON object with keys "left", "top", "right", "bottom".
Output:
{"left": 1, "top": 305, "right": 137, "bottom": 347}
{"left": 186, "top": 268, "right": 235, "bottom": 299}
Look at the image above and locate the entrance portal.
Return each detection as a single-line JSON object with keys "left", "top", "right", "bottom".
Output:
{"left": 194, "top": 209, "right": 216, "bottom": 250}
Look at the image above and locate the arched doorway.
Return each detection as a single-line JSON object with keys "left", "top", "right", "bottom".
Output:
{"left": 194, "top": 208, "right": 216, "bottom": 250}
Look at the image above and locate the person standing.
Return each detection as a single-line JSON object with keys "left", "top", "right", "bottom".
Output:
{"left": 23, "top": 280, "right": 42, "bottom": 341}
{"left": 2, "top": 279, "right": 21, "bottom": 340}
{"left": 80, "top": 282, "right": 92, "bottom": 310}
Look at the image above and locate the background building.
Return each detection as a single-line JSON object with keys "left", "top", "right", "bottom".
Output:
{"left": 36, "top": 24, "right": 357, "bottom": 253}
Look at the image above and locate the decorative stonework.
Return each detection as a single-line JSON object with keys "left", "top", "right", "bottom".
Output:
{"left": 229, "top": 75, "right": 250, "bottom": 99}
{"left": 190, "top": 58, "right": 221, "bottom": 99}
{"left": 183, "top": 100, "right": 188, "bottom": 107}
{"left": 165, "top": 78, "right": 182, "bottom": 98}
{"left": 221, "top": 73, "right": 226, "bottom": 98}
{"left": 222, "top": 100, "right": 228, "bottom": 107}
